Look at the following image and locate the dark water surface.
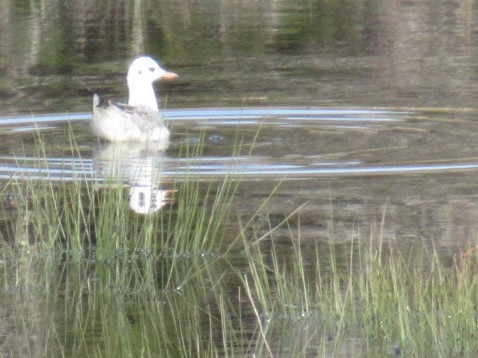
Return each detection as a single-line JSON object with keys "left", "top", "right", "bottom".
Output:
{"left": 2, "top": 0, "right": 478, "bottom": 356}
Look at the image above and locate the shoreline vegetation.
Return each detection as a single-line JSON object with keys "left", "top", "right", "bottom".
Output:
{"left": 1, "top": 136, "right": 477, "bottom": 357}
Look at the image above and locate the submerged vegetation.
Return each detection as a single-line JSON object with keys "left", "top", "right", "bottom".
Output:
{"left": 1, "top": 136, "right": 478, "bottom": 357}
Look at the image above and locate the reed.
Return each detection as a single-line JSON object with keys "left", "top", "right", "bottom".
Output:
{"left": 1, "top": 133, "right": 478, "bottom": 357}
{"left": 237, "top": 210, "right": 478, "bottom": 357}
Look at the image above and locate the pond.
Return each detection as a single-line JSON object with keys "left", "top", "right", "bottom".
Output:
{"left": 1, "top": 0, "right": 478, "bottom": 356}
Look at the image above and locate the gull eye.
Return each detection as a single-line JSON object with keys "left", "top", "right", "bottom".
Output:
{"left": 149, "top": 67, "right": 155, "bottom": 72}
{"left": 138, "top": 70, "right": 142, "bottom": 75}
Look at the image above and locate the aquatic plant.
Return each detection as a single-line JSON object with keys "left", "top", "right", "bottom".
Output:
{"left": 1, "top": 132, "right": 478, "bottom": 357}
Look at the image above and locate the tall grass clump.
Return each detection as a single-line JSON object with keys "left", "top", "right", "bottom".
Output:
{"left": 356, "top": 230, "right": 478, "bottom": 356}
{"left": 2, "top": 129, "right": 240, "bottom": 258}
{"left": 3, "top": 128, "right": 478, "bottom": 356}
{"left": 236, "top": 209, "right": 478, "bottom": 357}
{"left": 0, "top": 128, "right": 246, "bottom": 355}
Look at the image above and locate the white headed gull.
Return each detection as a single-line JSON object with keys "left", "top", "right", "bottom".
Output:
{"left": 91, "top": 56, "right": 177, "bottom": 142}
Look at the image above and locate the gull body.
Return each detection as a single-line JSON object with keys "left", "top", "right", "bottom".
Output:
{"left": 91, "top": 56, "right": 177, "bottom": 142}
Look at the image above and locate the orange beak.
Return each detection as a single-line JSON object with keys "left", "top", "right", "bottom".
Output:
{"left": 160, "top": 71, "right": 178, "bottom": 80}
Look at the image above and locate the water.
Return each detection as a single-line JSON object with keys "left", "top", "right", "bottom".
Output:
{"left": 2, "top": 108, "right": 475, "bottom": 179}
{"left": 2, "top": 0, "right": 478, "bottom": 355}
{"left": 2, "top": 106, "right": 478, "bottom": 243}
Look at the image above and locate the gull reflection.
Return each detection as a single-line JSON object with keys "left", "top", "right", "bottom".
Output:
{"left": 93, "top": 140, "right": 174, "bottom": 214}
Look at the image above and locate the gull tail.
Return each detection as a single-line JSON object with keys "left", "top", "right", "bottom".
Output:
{"left": 92, "top": 93, "right": 111, "bottom": 109}
{"left": 93, "top": 93, "right": 101, "bottom": 108}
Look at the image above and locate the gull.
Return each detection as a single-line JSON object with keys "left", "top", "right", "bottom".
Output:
{"left": 91, "top": 56, "right": 177, "bottom": 142}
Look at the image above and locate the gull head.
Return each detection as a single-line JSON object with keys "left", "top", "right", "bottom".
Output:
{"left": 127, "top": 56, "right": 178, "bottom": 111}
{"left": 127, "top": 56, "right": 178, "bottom": 84}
